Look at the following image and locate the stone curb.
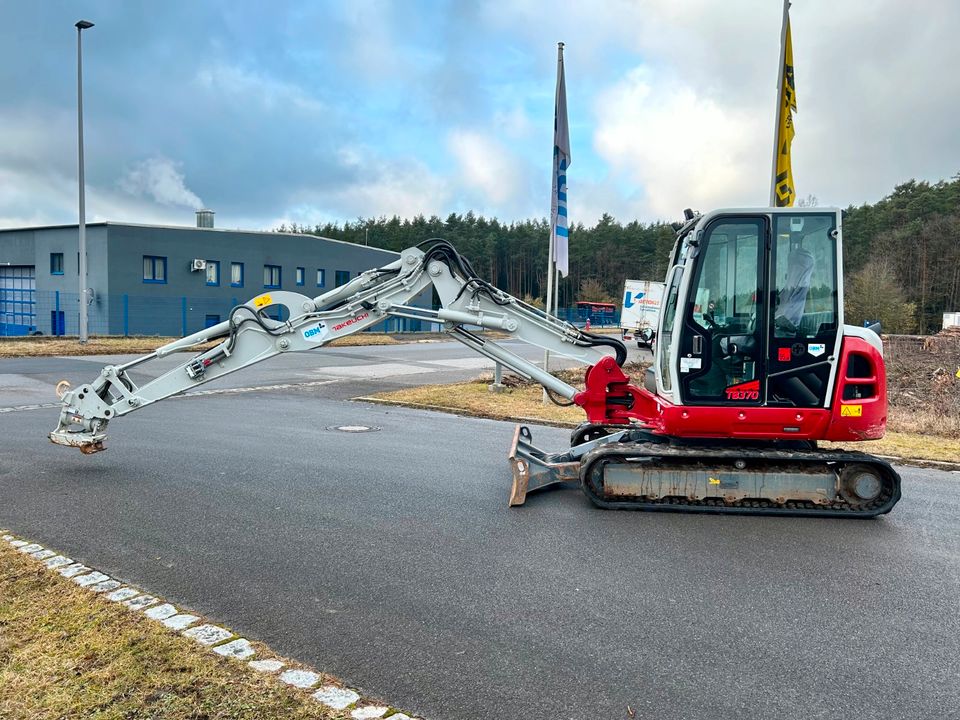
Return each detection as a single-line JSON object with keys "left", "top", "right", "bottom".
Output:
{"left": 0, "top": 531, "right": 421, "bottom": 720}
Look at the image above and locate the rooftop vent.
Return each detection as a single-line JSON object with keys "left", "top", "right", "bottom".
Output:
{"left": 196, "top": 209, "right": 215, "bottom": 228}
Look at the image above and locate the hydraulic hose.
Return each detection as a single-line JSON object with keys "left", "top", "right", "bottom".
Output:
{"left": 578, "top": 330, "right": 628, "bottom": 366}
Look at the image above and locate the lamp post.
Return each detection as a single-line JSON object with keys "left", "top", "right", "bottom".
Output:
{"left": 76, "top": 19, "right": 94, "bottom": 343}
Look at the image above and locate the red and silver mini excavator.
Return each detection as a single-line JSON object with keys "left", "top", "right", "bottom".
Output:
{"left": 50, "top": 207, "right": 900, "bottom": 518}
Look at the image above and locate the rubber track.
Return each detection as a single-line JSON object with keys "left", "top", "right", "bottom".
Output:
{"left": 579, "top": 442, "right": 902, "bottom": 518}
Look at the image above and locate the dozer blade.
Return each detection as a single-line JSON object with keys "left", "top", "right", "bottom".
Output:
{"left": 507, "top": 424, "right": 579, "bottom": 506}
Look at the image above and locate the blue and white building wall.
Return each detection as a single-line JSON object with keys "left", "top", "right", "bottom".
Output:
{"left": 0, "top": 222, "right": 405, "bottom": 336}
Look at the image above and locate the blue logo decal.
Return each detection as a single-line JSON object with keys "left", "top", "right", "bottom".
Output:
{"left": 624, "top": 291, "right": 645, "bottom": 309}
{"left": 302, "top": 323, "right": 326, "bottom": 339}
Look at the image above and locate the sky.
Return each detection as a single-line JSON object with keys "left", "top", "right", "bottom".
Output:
{"left": 1, "top": 0, "right": 958, "bottom": 232}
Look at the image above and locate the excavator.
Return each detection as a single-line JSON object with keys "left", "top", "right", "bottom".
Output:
{"left": 49, "top": 207, "right": 901, "bottom": 518}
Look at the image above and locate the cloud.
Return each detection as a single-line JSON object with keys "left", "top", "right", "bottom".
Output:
{"left": 2, "top": 1, "right": 959, "bottom": 233}
{"left": 0, "top": 109, "right": 208, "bottom": 228}
{"left": 270, "top": 145, "right": 451, "bottom": 226}
{"left": 447, "top": 129, "right": 525, "bottom": 209}
{"left": 119, "top": 157, "right": 204, "bottom": 209}
{"left": 493, "top": 106, "right": 534, "bottom": 140}
{"left": 193, "top": 64, "right": 325, "bottom": 116}
{"left": 593, "top": 68, "right": 767, "bottom": 220}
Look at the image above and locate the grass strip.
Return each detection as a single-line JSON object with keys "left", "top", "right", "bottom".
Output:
{"left": 363, "top": 380, "right": 960, "bottom": 464}
{"left": 0, "top": 334, "right": 409, "bottom": 358}
{"left": 0, "top": 542, "right": 353, "bottom": 720}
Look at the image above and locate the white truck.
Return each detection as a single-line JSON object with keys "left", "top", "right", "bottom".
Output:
{"left": 620, "top": 279, "right": 664, "bottom": 348}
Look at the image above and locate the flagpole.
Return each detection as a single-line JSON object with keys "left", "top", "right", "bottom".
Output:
{"left": 554, "top": 267, "right": 560, "bottom": 316}
{"left": 769, "top": 0, "right": 790, "bottom": 206}
{"left": 543, "top": 41, "right": 564, "bottom": 388}
{"left": 543, "top": 225, "right": 555, "bottom": 399}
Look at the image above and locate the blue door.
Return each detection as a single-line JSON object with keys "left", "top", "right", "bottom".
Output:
{"left": 0, "top": 266, "right": 36, "bottom": 335}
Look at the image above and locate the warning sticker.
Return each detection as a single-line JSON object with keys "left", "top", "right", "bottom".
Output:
{"left": 708, "top": 477, "right": 721, "bottom": 485}
{"left": 808, "top": 343, "right": 826, "bottom": 357}
{"left": 253, "top": 294, "right": 272, "bottom": 309}
{"left": 840, "top": 405, "right": 863, "bottom": 417}
{"left": 680, "top": 357, "right": 702, "bottom": 373}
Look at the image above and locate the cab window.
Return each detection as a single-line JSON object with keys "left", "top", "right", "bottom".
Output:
{"left": 682, "top": 218, "right": 764, "bottom": 402}
{"left": 771, "top": 214, "right": 838, "bottom": 338}
{"left": 658, "top": 267, "right": 683, "bottom": 393}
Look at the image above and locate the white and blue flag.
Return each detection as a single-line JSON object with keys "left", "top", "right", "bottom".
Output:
{"left": 550, "top": 44, "right": 570, "bottom": 278}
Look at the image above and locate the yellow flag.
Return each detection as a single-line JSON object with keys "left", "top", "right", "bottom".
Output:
{"left": 773, "top": 19, "right": 797, "bottom": 207}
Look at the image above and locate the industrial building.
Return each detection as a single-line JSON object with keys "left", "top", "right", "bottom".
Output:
{"left": 0, "top": 211, "right": 407, "bottom": 336}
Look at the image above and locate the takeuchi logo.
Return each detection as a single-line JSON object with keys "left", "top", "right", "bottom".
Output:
{"left": 724, "top": 379, "right": 760, "bottom": 401}
{"left": 332, "top": 312, "right": 370, "bottom": 332}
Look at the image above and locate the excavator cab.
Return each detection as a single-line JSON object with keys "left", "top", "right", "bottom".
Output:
{"left": 657, "top": 208, "right": 843, "bottom": 411}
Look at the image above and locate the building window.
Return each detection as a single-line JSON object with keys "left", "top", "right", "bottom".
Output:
{"left": 263, "top": 264, "right": 281, "bottom": 289}
{"left": 316, "top": 269, "right": 326, "bottom": 288}
{"left": 206, "top": 260, "right": 220, "bottom": 286}
{"left": 335, "top": 270, "right": 350, "bottom": 287}
{"left": 296, "top": 267, "right": 305, "bottom": 286}
{"left": 143, "top": 255, "right": 167, "bottom": 283}
{"left": 231, "top": 262, "right": 244, "bottom": 287}
{"left": 50, "top": 253, "right": 64, "bottom": 275}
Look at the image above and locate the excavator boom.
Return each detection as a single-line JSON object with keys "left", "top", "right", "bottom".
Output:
{"left": 50, "top": 241, "right": 624, "bottom": 452}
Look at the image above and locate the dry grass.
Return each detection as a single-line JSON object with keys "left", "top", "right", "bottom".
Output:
{"left": 0, "top": 542, "right": 358, "bottom": 720}
{"left": 363, "top": 362, "right": 650, "bottom": 427}
{"left": 887, "top": 407, "right": 960, "bottom": 439}
{"left": 366, "top": 367, "right": 960, "bottom": 464}
{"left": 884, "top": 334, "right": 960, "bottom": 438}
{"left": 0, "top": 333, "right": 405, "bottom": 358}
{"left": 327, "top": 334, "right": 402, "bottom": 347}
{"left": 366, "top": 380, "right": 586, "bottom": 426}
{"left": 0, "top": 337, "right": 192, "bottom": 358}
{"left": 822, "top": 432, "right": 960, "bottom": 464}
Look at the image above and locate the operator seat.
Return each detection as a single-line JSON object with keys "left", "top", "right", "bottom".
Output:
{"left": 774, "top": 247, "right": 814, "bottom": 335}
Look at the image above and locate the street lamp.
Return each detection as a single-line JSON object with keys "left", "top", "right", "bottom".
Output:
{"left": 76, "top": 19, "right": 94, "bottom": 343}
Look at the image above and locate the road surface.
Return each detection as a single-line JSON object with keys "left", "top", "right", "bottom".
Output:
{"left": 1, "top": 342, "right": 957, "bottom": 720}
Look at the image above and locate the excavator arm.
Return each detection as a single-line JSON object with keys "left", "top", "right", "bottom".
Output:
{"left": 49, "top": 240, "right": 630, "bottom": 453}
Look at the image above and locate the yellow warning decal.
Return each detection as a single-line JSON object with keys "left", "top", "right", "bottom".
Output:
{"left": 955, "top": 366, "right": 960, "bottom": 379}
{"left": 708, "top": 477, "right": 721, "bottom": 485}
{"left": 840, "top": 405, "right": 863, "bottom": 417}
{"left": 252, "top": 294, "right": 272, "bottom": 309}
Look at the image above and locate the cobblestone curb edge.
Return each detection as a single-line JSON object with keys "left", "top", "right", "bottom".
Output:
{"left": 1, "top": 530, "right": 420, "bottom": 720}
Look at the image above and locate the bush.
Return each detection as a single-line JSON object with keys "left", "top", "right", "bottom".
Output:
{"left": 845, "top": 259, "right": 917, "bottom": 334}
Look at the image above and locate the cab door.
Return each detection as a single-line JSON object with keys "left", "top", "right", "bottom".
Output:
{"left": 765, "top": 212, "right": 841, "bottom": 409}
{"left": 677, "top": 216, "right": 767, "bottom": 406}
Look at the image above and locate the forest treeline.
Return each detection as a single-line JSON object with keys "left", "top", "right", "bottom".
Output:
{"left": 282, "top": 174, "right": 960, "bottom": 334}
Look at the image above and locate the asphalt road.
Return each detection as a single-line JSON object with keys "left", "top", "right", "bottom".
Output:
{"left": 1, "top": 343, "right": 958, "bottom": 720}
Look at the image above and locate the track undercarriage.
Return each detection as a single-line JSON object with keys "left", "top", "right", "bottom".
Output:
{"left": 508, "top": 424, "right": 901, "bottom": 518}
